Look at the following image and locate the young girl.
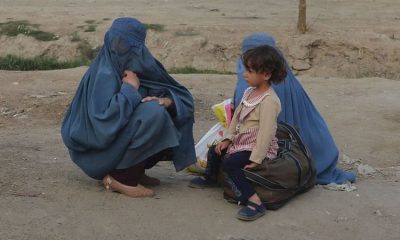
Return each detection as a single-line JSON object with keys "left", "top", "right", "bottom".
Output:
{"left": 190, "top": 45, "right": 287, "bottom": 221}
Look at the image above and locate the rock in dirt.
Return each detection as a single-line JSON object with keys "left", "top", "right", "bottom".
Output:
{"left": 357, "top": 164, "right": 377, "bottom": 175}
{"left": 341, "top": 154, "right": 360, "bottom": 165}
{"left": 323, "top": 182, "right": 357, "bottom": 192}
{"left": 292, "top": 60, "right": 312, "bottom": 71}
{"left": 374, "top": 210, "right": 383, "bottom": 217}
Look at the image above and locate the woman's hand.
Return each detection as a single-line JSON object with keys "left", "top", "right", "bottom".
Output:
{"left": 141, "top": 96, "right": 173, "bottom": 108}
{"left": 122, "top": 70, "right": 140, "bottom": 89}
{"left": 215, "top": 140, "right": 231, "bottom": 156}
{"left": 244, "top": 162, "right": 259, "bottom": 170}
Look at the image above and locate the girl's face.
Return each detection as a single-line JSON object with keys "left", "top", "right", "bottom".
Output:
{"left": 243, "top": 68, "right": 271, "bottom": 87}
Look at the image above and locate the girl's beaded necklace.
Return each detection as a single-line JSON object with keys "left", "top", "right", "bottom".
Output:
{"left": 242, "top": 88, "right": 272, "bottom": 107}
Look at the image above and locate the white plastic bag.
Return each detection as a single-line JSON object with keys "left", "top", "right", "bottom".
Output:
{"left": 187, "top": 123, "right": 226, "bottom": 173}
{"left": 195, "top": 122, "right": 226, "bottom": 162}
{"left": 187, "top": 98, "right": 232, "bottom": 174}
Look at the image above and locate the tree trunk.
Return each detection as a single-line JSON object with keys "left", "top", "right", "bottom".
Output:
{"left": 297, "top": 0, "right": 307, "bottom": 34}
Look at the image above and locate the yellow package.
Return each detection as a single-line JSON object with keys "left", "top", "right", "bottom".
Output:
{"left": 212, "top": 99, "right": 233, "bottom": 128}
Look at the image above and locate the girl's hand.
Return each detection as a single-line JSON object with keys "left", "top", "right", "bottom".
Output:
{"left": 141, "top": 96, "right": 173, "bottom": 108}
{"left": 122, "top": 70, "right": 140, "bottom": 89}
{"left": 215, "top": 140, "right": 231, "bottom": 156}
{"left": 244, "top": 162, "right": 259, "bottom": 170}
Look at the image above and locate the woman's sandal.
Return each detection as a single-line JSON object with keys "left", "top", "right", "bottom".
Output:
{"left": 236, "top": 201, "right": 266, "bottom": 221}
{"left": 103, "top": 175, "right": 155, "bottom": 198}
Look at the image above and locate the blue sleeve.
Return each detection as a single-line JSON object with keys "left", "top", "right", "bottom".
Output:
{"left": 147, "top": 88, "right": 190, "bottom": 126}
{"left": 87, "top": 72, "right": 142, "bottom": 148}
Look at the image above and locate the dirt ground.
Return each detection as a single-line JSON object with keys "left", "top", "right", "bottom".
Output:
{"left": 0, "top": 1, "right": 400, "bottom": 240}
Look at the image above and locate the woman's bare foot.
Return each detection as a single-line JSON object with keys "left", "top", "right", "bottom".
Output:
{"left": 103, "top": 175, "right": 154, "bottom": 197}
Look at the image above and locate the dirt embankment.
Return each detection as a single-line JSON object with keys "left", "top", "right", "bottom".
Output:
{"left": 1, "top": 0, "right": 400, "bottom": 79}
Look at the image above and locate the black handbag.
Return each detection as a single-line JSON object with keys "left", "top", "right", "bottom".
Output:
{"left": 222, "top": 122, "right": 316, "bottom": 210}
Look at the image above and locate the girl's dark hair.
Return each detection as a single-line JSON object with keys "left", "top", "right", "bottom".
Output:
{"left": 242, "top": 45, "right": 287, "bottom": 84}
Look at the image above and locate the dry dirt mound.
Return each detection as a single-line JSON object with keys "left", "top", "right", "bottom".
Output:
{"left": 1, "top": 0, "right": 400, "bottom": 79}
{"left": 1, "top": 27, "right": 400, "bottom": 80}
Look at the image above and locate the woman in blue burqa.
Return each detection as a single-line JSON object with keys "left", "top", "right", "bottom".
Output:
{"left": 61, "top": 17, "right": 196, "bottom": 197}
{"left": 234, "top": 33, "right": 356, "bottom": 184}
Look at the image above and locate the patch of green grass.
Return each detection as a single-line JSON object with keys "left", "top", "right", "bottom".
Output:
{"left": 84, "top": 20, "right": 96, "bottom": 24}
{"left": 0, "top": 39, "right": 102, "bottom": 71}
{"left": 0, "top": 56, "right": 237, "bottom": 73}
{"left": 174, "top": 30, "right": 199, "bottom": 37}
{"left": 29, "top": 30, "right": 58, "bottom": 41}
{"left": 70, "top": 32, "right": 81, "bottom": 42}
{"left": 77, "top": 40, "right": 101, "bottom": 61}
{"left": 0, "top": 55, "right": 87, "bottom": 71}
{"left": 84, "top": 25, "right": 97, "bottom": 32}
{"left": 77, "top": 25, "right": 85, "bottom": 29}
{"left": 144, "top": 23, "right": 165, "bottom": 32}
{"left": 169, "top": 66, "right": 234, "bottom": 75}
{"left": 227, "top": 16, "right": 263, "bottom": 20}
{"left": 103, "top": 18, "right": 111, "bottom": 21}
{"left": 0, "top": 20, "right": 31, "bottom": 36}
{"left": 0, "top": 20, "right": 58, "bottom": 41}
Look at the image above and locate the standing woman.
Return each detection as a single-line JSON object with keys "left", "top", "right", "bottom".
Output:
{"left": 234, "top": 33, "right": 356, "bottom": 184}
{"left": 61, "top": 17, "right": 196, "bottom": 197}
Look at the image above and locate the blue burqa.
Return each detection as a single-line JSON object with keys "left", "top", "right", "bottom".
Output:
{"left": 61, "top": 18, "right": 196, "bottom": 180}
{"left": 234, "top": 33, "right": 356, "bottom": 184}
